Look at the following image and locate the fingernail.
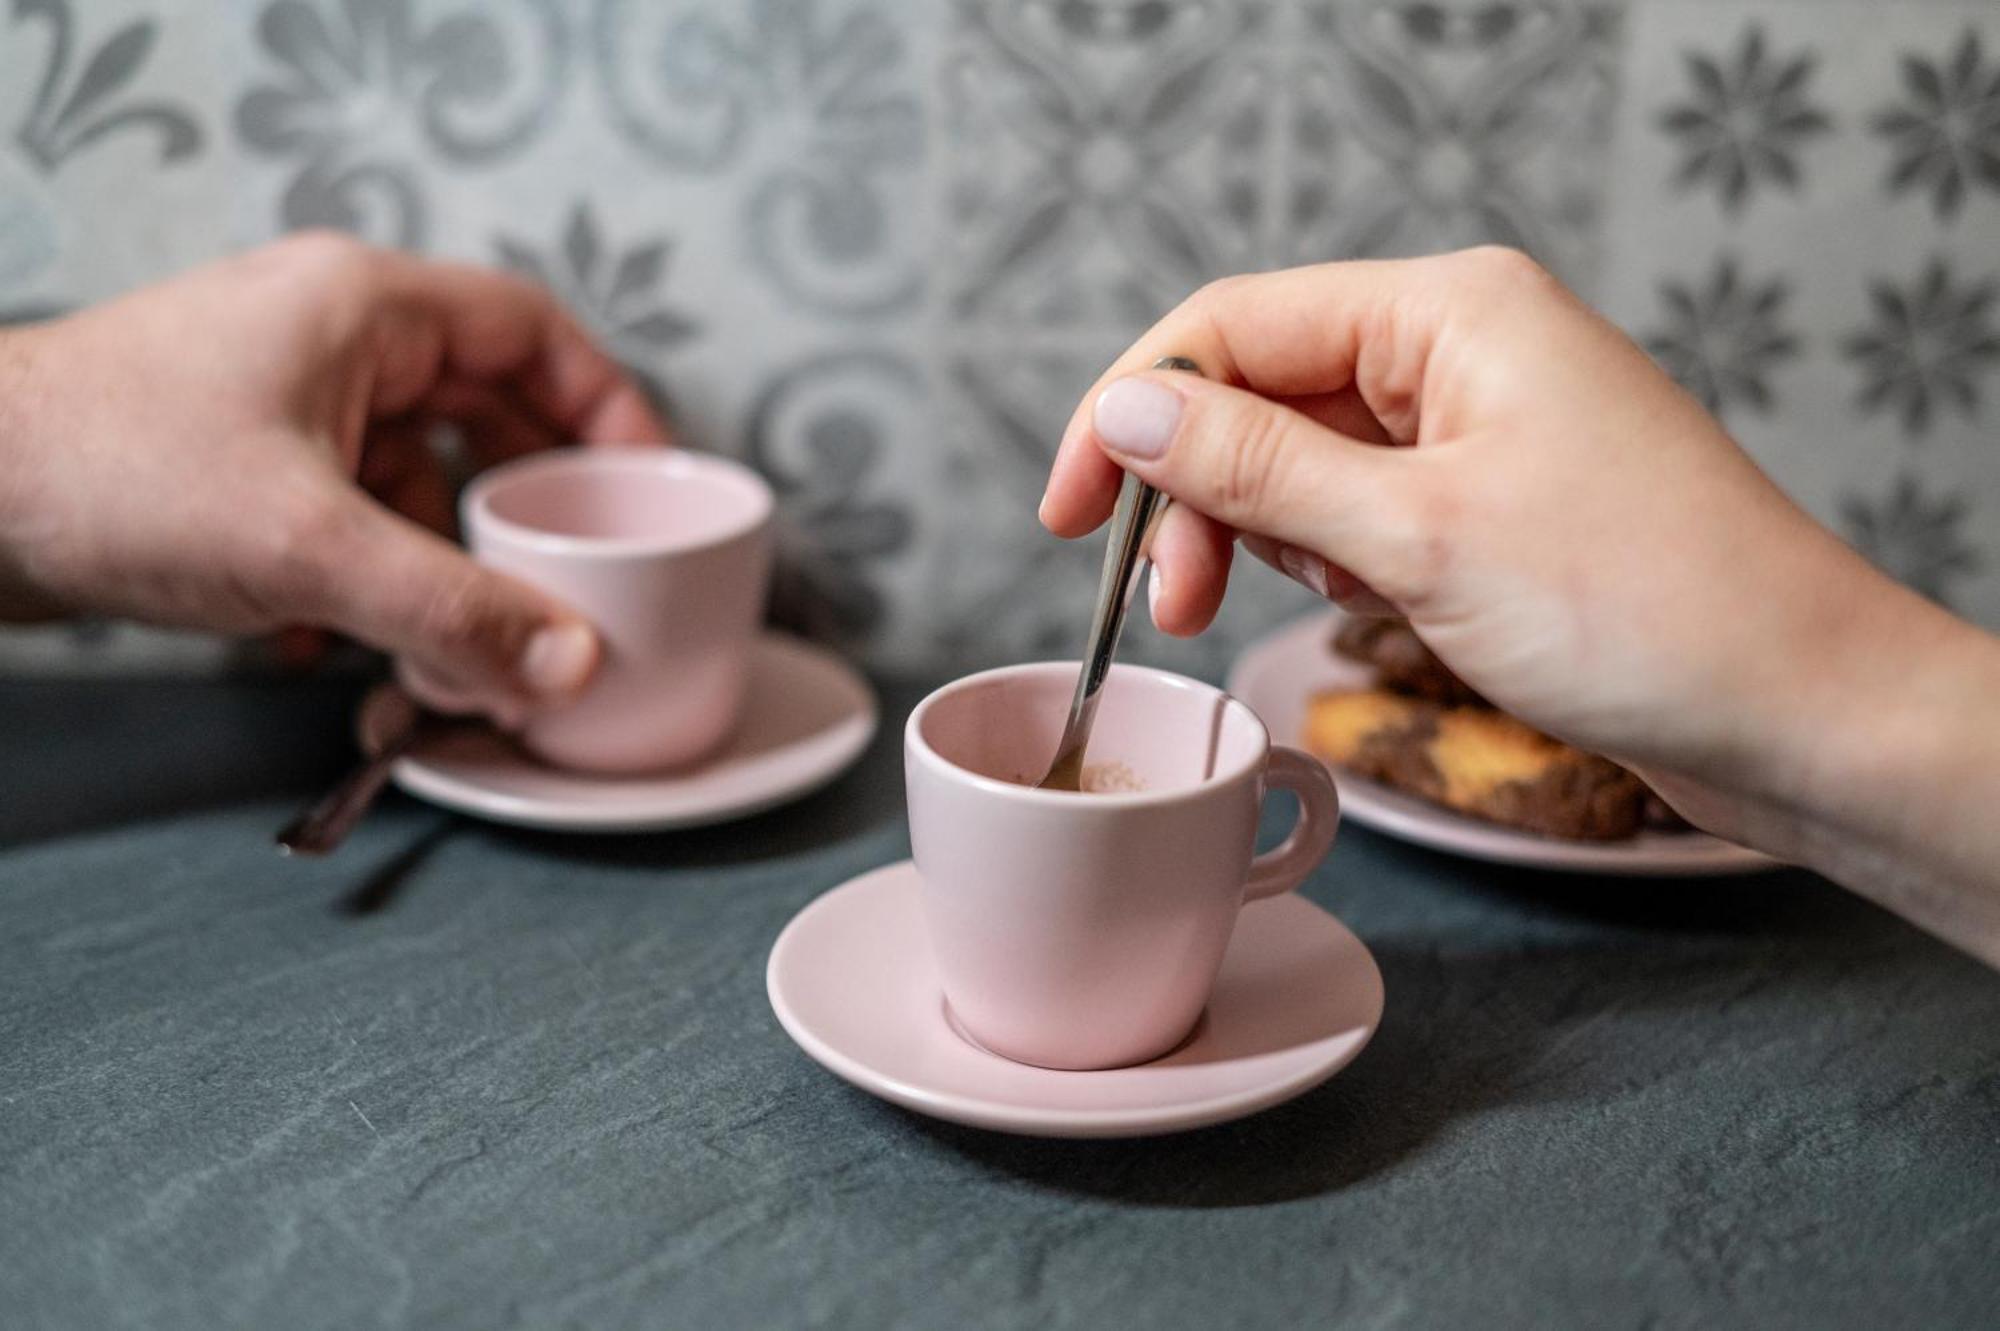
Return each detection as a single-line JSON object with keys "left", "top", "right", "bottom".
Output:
{"left": 520, "top": 622, "right": 597, "bottom": 699}
{"left": 1036, "top": 491, "right": 1053, "bottom": 528}
{"left": 1277, "top": 545, "right": 1330, "bottom": 598}
{"left": 1148, "top": 563, "right": 1165, "bottom": 626}
{"left": 1093, "top": 378, "right": 1182, "bottom": 459}
{"left": 1321, "top": 563, "right": 1399, "bottom": 616}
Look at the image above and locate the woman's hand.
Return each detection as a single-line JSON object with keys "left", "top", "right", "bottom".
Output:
{"left": 1042, "top": 248, "right": 2000, "bottom": 962}
{"left": 0, "top": 232, "right": 668, "bottom": 720}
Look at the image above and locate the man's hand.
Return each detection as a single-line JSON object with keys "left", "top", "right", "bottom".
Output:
{"left": 0, "top": 232, "right": 670, "bottom": 718}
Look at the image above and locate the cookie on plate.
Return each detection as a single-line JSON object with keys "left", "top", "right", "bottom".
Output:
{"left": 1330, "top": 617, "right": 1483, "bottom": 705}
{"left": 1304, "top": 689, "right": 1649, "bottom": 841}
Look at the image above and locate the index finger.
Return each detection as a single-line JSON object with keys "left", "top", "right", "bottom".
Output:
{"left": 372, "top": 251, "right": 671, "bottom": 447}
{"left": 1039, "top": 256, "right": 1451, "bottom": 538}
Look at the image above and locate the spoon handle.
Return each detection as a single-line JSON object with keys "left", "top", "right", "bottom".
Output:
{"left": 1040, "top": 356, "right": 1198, "bottom": 790}
{"left": 276, "top": 704, "right": 434, "bottom": 857}
{"left": 1040, "top": 473, "right": 1164, "bottom": 789}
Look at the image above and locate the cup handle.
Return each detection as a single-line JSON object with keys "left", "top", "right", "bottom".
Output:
{"left": 1244, "top": 746, "right": 1341, "bottom": 903}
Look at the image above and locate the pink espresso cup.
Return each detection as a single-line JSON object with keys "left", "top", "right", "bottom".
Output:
{"left": 460, "top": 448, "right": 773, "bottom": 773}
{"left": 905, "top": 662, "right": 1342, "bottom": 1071}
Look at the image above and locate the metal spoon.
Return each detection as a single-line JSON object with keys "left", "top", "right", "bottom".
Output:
{"left": 276, "top": 689, "right": 448, "bottom": 857}
{"left": 1037, "top": 355, "right": 1199, "bottom": 790}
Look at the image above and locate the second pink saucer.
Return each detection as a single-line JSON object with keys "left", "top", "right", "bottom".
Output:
{"left": 767, "top": 861, "right": 1384, "bottom": 1138}
{"left": 362, "top": 633, "right": 876, "bottom": 833}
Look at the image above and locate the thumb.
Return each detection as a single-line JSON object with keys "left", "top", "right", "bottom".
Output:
{"left": 300, "top": 490, "right": 599, "bottom": 716}
{"left": 1087, "top": 371, "right": 1429, "bottom": 603}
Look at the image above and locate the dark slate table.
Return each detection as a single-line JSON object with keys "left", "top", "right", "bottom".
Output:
{"left": 3, "top": 676, "right": 1997, "bottom": 1330}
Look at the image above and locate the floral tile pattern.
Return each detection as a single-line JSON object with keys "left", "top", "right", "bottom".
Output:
{"left": 494, "top": 201, "right": 700, "bottom": 417}
{"left": 1872, "top": 27, "right": 2000, "bottom": 222}
{"left": 939, "top": 1, "right": 1269, "bottom": 327}
{"left": 744, "top": 350, "right": 920, "bottom": 645}
{"left": 1600, "top": 0, "right": 1999, "bottom": 638}
{"left": 589, "top": 0, "right": 923, "bottom": 318}
{"left": 1843, "top": 469, "right": 1983, "bottom": 607}
{"left": 1644, "top": 256, "right": 1802, "bottom": 418}
{"left": 1, "top": 0, "right": 1998, "bottom": 675}
{"left": 235, "top": 0, "right": 568, "bottom": 248}
{"left": 1657, "top": 24, "right": 1832, "bottom": 214}
{"left": 0, "top": 0, "right": 228, "bottom": 673}
{"left": 0, "top": 0, "right": 213, "bottom": 309}
{"left": 928, "top": 0, "right": 1618, "bottom": 672}
{"left": 1843, "top": 256, "right": 2000, "bottom": 437}
{"left": 1305, "top": 1, "right": 1623, "bottom": 287}
{"left": 11, "top": 1, "right": 201, "bottom": 175}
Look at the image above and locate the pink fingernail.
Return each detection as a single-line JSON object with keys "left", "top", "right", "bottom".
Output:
{"left": 1277, "top": 545, "right": 1330, "bottom": 598}
{"left": 521, "top": 622, "right": 597, "bottom": 699}
{"left": 1321, "top": 563, "right": 1398, "bottom": 616}
{"left": 1093, "top": 378, "right": 1182, "bottom": 459}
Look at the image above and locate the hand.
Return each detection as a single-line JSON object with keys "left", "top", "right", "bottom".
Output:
{"left": 0, "top": 232, "right": 669, "bottom": 721}
{"left": 1042, "top": 248, "right": 1869, "bottom": 787}
{"left": 1042, "top": 248, "right": 2000, "bottom": 960}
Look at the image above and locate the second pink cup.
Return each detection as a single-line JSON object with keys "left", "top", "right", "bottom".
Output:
{"left": 906, "top": 663, "right": 1342, "bottom": 1071}
{"left": 461, "top": 448, "right": 774, "bottom": 773}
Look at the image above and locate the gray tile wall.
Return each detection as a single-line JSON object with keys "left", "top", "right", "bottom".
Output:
{"left": 2, "top": 0, "right": 1995, "bottom": 677}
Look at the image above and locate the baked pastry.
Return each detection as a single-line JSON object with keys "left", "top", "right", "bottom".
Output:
{"left": 1304, "top": 689, "right": 1648, "bottom": 841}
{"left": 1330, "top": 617, "right": 1482, "bottom": 705}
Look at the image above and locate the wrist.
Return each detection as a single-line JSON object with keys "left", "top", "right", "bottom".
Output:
{"left": 1753, "top": 568, "right": 2000, "bottom": 961}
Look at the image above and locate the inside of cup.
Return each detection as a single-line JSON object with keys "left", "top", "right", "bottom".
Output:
{"left": 917, "top": 666, "right": 1263, "bottom": 795}
{"left": 482, "top": 455, "right": 765, "bottom": 547}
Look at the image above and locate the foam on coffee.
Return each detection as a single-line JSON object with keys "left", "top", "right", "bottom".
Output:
{"left": 1009, "top": 760, "right": 1147, "bottom": 792}
{"left": 1080, "top": 761, "right": 1145, "bottom": 793}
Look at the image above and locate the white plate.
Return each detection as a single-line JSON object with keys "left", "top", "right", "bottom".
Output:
{"left": 364, "top": 633, "right": 877, "bottom": 833}
{"left": 768, "top": 861, "right": 1383, "bottom": 1139}
{"left": 1226, "top": 612, "right": 1777, "bottom": 876}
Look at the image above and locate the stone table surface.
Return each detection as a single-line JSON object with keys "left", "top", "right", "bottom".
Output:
{"left": 2, "top": 676, "right": 1997, "bottom": 1331}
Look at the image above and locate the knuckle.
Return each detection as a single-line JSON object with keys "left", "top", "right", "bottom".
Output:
{"left": 262, "top": 230, "right": 379, "bottom": 304}
{"left": 1356, "top": 332, "right": 1425, "bottom": 430}
{"left": 1453, "top": 245, "right": 1553, "bottom": 300}
{"left": 1213, "top": 404, "right": 1291, "bottom": 517}
{"left": 1461, "top": 244, "right": 1541, "bottom": 280}
{"left": 414, "top": 573, "right": 501, "bottom": 659}
{"left": 496, "top": 263, "right": 554, "bottom": 309}
{"left": 277, "top": 228, "right": 372, "bottom": 272}
{"left": 1181, "top": 274, "right": 1252, "bottom": 338}
{"left": 1188, "top": 274, "right": 1246, "bottom": 311}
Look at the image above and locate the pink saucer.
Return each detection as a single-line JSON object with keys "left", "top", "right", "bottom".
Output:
{"left": 1228, "top": 612, "right": 1777, "bottom": 877}
{"left": 363, "top": 633, "right": 876, "bottom": 833}
{"left": 767, "top": 862, "right": 1384, "bottom": 1138}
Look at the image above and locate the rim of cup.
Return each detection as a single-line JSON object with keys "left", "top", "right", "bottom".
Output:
{"left": 462, "top": 447, "right": 774, "bottom": 560}
{"left": 905, "top": 661, "right": 1274, "bottom": 808}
